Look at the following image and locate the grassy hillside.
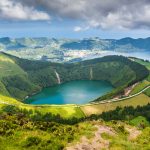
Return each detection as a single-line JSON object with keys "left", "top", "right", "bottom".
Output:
{"left": 130, "top": 80, "right": 150, "bottom": 95}
{"left": 0, "top": 105, "right": 150, "bottom": 150}
{"left": 81, "top": 94, "right": 150, "bottom": 116}
{"left": 129, "top": 58, "right": 150, "bottom": 97}
{"left": 0, "top": 95, "right": 85, "bottom": 119}
{"left": 134, "top": 58, "right": 150, "bottom": 70}
{"left": 0, "top": 53, "right": 26, "bottom": 78}
{"left": 144, "top": 88, "right": 150, "bottom": 97}
{"left": 0, "top": 52, "right": 148, "bottom": 102}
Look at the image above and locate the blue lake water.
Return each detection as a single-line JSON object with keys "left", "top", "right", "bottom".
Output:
{"left": 25, "top": 80, "right": 114, "bottom": 105}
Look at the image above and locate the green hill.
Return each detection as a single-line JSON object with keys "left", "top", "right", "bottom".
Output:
{"left": 0, "top": 52, "right": 150, "bottom": 150}
{"left": 0, "top": 52, "right": 148, "bottom": 101}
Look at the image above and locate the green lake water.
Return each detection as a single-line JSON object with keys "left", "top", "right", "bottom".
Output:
{"left": 25, "top": 80, "right": 114, "bottom": 105}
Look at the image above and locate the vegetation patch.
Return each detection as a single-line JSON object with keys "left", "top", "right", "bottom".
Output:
{"left": 134, "top": 58, "right": 150, "bottom": 70}
{"left": 81, "top": 94, "right": 150, "bottom": 116}
{"left": 0, "top": 53, "right": 148, "bottom": 103}
{"left": 144, "top": 88, "right": 150, "bottom": 97}
{"left": 130, "top": 116, "right": 150, "bottom": 128}
{"left": 130, "top": 80, "right": 150, "bottom": 95}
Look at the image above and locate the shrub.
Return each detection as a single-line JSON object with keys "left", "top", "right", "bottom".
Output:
{"left": 23, "top": 136, "right": 42, "bottom": 147}
{"left": 2, "top": 105, "right": 20, "bottom": 114}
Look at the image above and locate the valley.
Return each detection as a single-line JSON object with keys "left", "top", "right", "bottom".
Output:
{"left": 0, "top": 52, "right": 149, "bottom": 119}
{"left": 1, "top": 0, "right": 150, "bottom": 149}
{"left": 0, "top": 52, "right": 150, "bottom": 150}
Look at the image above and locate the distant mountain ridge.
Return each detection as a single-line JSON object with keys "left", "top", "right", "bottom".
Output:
{"left": 61, "top": 37, "right": 150, "bottom": 51}
{"left": 0, "top": 37, "right": 150, "bottom": 51}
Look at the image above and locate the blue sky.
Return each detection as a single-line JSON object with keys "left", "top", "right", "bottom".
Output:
{"left": 1, "top": 20, "right": 150, "bottom": 39}
{"left": 0, "top": 0, "right": 150, "bottom": 39}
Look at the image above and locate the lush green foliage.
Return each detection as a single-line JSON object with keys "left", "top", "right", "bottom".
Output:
{"left": 89, "top": 104, "right": 150, "bottom": 124}
{"left": 130, "top": 116, "right": 150, "bottom": 127}
{"left": 144, "top": 88, "right": 150, "bottom": 97}
{"left": 134, "top": 58, "right": 150, "bottom": 70}
{"left": 0, "top": 104, "right": 150, "bottom": 150}
{"left": 130, "top": 80, "right": 150, "bottom": 95}
{"left": 0, "top": 105, "right": 84, "bottom": 124}
{"left": 0, "top": 106, "right": 93, "bottom": 150}
{"left": 0, "top": 53, "right": 148, "bottom": 102}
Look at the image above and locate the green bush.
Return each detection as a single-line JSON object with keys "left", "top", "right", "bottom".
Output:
{"left": 23, "top": 136, "right": 42, "bottom": 147}
{"left": 2, "top": 105, "right": 20, "bottom": 114}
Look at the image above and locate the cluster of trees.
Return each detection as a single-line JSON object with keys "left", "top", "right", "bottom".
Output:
{"left": 0, "top": 106, "right": 86, "bottom": 149}
{"left": 88, "top": 104, "right": 150, "bottom": 123}
{"left": 2, "top": 103, "right": 150, "bottom": 125}
{"left": 1, "top": 105, "right": 84, "bottom": 125}
{"left": 1, "top": 104, "right": 150, "bottom": 150}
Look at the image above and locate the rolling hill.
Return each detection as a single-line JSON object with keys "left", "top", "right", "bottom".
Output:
{"left": 0, "top": 53, "right": 150, "bottom": 150}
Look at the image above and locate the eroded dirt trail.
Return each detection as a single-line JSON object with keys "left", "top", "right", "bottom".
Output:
{"left": 125, "top": 126, "right": 141, "bottom": 140}
{"left": 66, "top": 125, "right": 115, "bottom": 150}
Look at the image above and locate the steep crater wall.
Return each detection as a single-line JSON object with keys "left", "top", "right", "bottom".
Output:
{"left": 0, "top": 53, "right": 149, "bottom": 102}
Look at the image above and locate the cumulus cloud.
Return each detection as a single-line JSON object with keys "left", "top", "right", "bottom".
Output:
{"left": 74, "top": 26, "right": 82, "bottom": 32}
{"left": 74, "top": 26, "right": 89, "bottom": 32}
{"left": 0, "top": 0, "right": 50, "bottom": 21}
{"left": 1, "top": 0, "right": 150, "bottom": 30}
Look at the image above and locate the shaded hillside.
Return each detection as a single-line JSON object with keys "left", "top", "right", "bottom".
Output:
{"left": 0, "top": 52, "right": 148, "bottom": 101}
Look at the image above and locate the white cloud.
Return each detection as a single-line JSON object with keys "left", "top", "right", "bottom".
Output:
{"left": 74, "top": 26, "right": 82, "bottom": 32}
{"left": 74, "top": 26, "right": 90, "bottom": 32}
{"left": 1, "top": 0, "right": 150, "bottom": 30}
{"left": 0, "top": 0, "right": 50, "bottom": 21}
{"left": 29, "top": 0, "right": 150, "bottom": 30}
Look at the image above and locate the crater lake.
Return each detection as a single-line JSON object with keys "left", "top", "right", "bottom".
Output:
{"left": 25, "top": 80, "right": 114, "bottom": 105}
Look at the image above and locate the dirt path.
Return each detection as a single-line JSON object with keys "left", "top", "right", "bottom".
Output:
{"left": 125, "top": 126, "right": 141, "bottom": 140}
{"left": 66, "top": 125, "right": 115, "bottom": 150}
{"left": 124, "top": 83, "right": 138, "bottom": 96}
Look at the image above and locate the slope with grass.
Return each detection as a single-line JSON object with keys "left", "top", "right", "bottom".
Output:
{"left": 81, "top": 93, "right": 150, "bottom": 116}
{"left": 130, "top": 80, "right": 150, "bottom": 95}
{"left": 129, "top": 58, "right": 150, "bottom": 97}
{"left": 0, "top": 95, "right": 85, "bottom": 119}
{"left": 0, "top": 107, "right": 150, "bottom": 150}
{"left": 0, "top": 52, "right": 148, "bottom": 102}
{"left": 134, "top": 58, "right": 150, "bottom": 70}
